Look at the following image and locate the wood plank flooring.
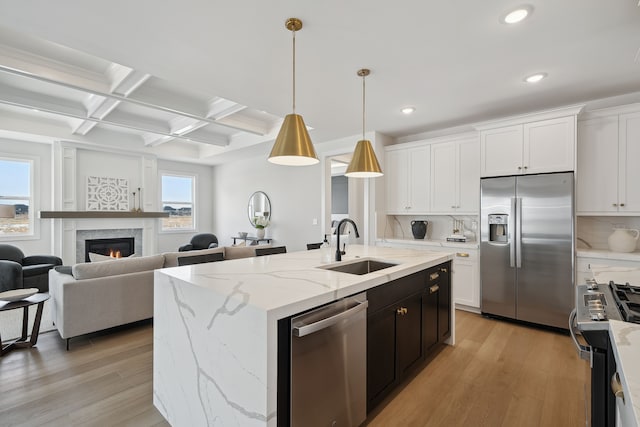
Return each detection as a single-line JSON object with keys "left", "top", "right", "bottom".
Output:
{"left": 0, "top": 311, "right": 589, "bottom": 426}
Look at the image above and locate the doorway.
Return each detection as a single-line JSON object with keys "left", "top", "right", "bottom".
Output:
{"left": 324, "top": 153, "right": 364, "bottom": 245}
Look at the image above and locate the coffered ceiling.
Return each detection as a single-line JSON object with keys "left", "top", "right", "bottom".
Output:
{"left": 0, "top": 1, "right": 638, "bottom": 165}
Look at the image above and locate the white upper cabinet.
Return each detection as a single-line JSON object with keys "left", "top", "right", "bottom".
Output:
{"left": 385, "top": 144, "right": 430, "bottom": 214}
{"left": 431, "top": 135, "right": 479, "bottom": 214}
{"left": 578, "top": 109, "right": 640, "bottom": 215}
{"left": 480, "top": 116, "right": 576, "bottom": 177}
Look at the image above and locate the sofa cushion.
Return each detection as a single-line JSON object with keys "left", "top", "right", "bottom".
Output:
{"left": 72, "top": 254, "right": 165, "bottom": 280}
{"left": 224, "top": 244, "right": 272, "bottom": 260}
{"left": 162, "top": 247, "right": 225, "bottom": 268}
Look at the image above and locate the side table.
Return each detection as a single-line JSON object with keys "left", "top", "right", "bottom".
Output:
{"left": 0, "top": 293, "right": 50, "bottom": 356}
{"left": 231, "top": 236, "right": 273, "bottom": 246}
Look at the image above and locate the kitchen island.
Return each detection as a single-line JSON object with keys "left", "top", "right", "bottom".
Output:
{"left": 153, "top": 245, "right": 453, "bottom": 426}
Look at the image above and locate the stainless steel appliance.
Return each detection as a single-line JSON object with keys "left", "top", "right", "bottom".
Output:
{"left": 290, "top": 292, "right": 368, "bottom": 427}
{"left": 480, "top": 172, "right": 574, "bottom": 329}
{"left": 570, "top": 279, "right": 640, "bottom": 426}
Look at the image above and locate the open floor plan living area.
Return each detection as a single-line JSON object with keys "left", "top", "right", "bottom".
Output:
{"left": 1, "top": 2, "right": 640, "bottom": 426}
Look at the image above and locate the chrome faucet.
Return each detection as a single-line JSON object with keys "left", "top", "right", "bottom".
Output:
{"left": 335, "top": 218, "right": 360, "bottom": 261}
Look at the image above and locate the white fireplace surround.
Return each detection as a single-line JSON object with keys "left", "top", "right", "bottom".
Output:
{"left": 54, "top": 217, "right": 157, "bottom": 265}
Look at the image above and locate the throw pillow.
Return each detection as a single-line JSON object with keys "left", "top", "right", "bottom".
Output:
{"left": 89, "top": 252, "right": 137, "bottom": 262}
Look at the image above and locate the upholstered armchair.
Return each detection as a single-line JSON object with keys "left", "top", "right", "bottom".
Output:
{"left": 178, "top": 233, "right": 219, "bottom": 252}
{"left": 0, "top": 244, "right": 63, "bottom": 293}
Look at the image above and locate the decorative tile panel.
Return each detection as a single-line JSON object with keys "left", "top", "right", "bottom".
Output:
{"left": 86, "top": 176, "right": 129, "bottom": 211}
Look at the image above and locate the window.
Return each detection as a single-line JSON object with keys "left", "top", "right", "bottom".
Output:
{"left": 0, "top": 157, "right": 33, "bottom": 236}
{"left": 161, "top": 173, "right": 195, "bottom": 231}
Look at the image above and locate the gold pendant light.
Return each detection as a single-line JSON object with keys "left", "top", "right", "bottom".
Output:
{"left": 345, "top": 68, "right": 383, "bottom": 178}
{"left": 268, "top": 18, "right": 319, "bottom": 166}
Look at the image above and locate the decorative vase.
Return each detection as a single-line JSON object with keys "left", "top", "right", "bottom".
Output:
{"left": 411, "top": 220, "right": 427, "bottom": 240}
{"left": 256, "top": 228, "right": 265, "bottom": 239}
{"left": 608, "top": 228, "right": 639, "bottom": 253}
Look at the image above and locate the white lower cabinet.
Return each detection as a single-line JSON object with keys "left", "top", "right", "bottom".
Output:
{"left": 376, "top": 241, "right": 479, "bottom": 311}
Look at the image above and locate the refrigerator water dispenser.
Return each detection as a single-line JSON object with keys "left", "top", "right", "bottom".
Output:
{"left": 488, "top": 214, "right": 508, "bottom": 243}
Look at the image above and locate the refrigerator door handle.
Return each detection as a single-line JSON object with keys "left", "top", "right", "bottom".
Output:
{"left": 516, "top": 197, "right": 522, "bottom": 268}
{"left": 509, "top": 197, "right": 516, "bottom": 268}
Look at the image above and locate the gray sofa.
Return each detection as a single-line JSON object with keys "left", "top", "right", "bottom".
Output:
{"left": 48, "top": 244, "right": 271, "bottom": 347}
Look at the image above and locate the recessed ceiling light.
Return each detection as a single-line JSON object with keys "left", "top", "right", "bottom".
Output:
{"left": 401, "top": 107, "right": 415, "bottom": 115}
{"left": 524, "top": 73, "right": 547, "bottom": 83}
{"left": 501, "top": 5, "right": 533, "bottom": 24}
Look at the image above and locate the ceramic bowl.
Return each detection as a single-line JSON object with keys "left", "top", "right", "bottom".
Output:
{"left": 238, "top": 231, "right": 248, "bottom": 238}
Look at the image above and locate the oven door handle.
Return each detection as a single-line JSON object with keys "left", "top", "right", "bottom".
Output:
{"left": 569, "top": 309, "right": 592, "bottom": 362}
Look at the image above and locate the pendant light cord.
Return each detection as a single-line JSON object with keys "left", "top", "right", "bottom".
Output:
{"left": 362, "top": 73, "right": 366, "bottom": 141}
{"left": 292, "top": 28, "right": 296, "bottom": 114}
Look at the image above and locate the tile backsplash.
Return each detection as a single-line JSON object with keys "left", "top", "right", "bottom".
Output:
{"left": 380, "top": 215, "right": 479, "bottom": 242}
{"left": 577, "top": 216, "right": 640, "bottom": 250}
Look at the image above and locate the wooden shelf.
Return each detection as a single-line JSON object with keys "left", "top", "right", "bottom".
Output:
{"left": 39, "top": 211, "right": 170, "bottom": 219}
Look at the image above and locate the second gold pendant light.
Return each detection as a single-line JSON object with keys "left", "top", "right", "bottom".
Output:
{"left": 345, "top": 69, "right": 383, "bottom": 178}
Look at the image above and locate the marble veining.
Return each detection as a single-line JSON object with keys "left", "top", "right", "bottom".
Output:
{"left": 153, "top": 245, "right": 453, "bottom": 426}
{"left": 590, "top": 265, "right": 640, "bottom": 285}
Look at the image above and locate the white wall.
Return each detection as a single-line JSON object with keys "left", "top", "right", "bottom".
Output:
{"left": 212, "top": 155, "right": 322, "bottom": 252}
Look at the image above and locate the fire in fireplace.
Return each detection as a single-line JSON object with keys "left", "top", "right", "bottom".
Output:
{"left": 85, "top": 237, "right": 135, "bottom": 262}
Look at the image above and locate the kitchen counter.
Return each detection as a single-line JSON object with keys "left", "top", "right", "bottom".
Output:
{"left": 577, "top": 248, "right": 640, "bottom": 262}
{"left": 377, "top": 237, "right": 479, "bottom": 250}
{"left": 152, "top": 245, "right": 453, "bottom": 426}
{"left": 609, "top": 320, "right": 640, "bottom": 427}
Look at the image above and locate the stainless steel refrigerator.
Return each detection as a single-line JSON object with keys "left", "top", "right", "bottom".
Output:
{"left": 480, "top": 172, "right": 574, "bottom": 329}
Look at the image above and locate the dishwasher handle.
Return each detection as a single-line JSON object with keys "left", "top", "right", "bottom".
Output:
{"left": 293, "top": 300, "right": 368, "bottom": 337}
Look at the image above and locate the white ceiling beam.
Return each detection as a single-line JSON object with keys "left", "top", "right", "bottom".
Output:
{"left": 207, "top": 98, "right": 248, "bottom": 120}
{"left": 0, "top": 65, "right": 267, "bottom": 136}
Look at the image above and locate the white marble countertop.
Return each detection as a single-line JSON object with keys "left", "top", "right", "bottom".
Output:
{"left": 377, "top": 237, "right": 479, "bottom": 250}
{"left": 577, "top": 248, "right": 640, "bottom": 262}
{"left": 158, "top": 244, "right": 454, "bottom": 320}
{"left": 609, "top": 320, "right": 640, "bottom": 427}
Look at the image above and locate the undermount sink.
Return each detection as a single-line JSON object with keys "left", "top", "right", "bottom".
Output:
{"left": 321, "top": 259, "right": 398, "bottom": 275}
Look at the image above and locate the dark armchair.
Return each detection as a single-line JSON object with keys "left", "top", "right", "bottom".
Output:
{"left": 0, "top": 244, "right": 62, "bottom": 293}
{"left": 178, "top": 233, "right": 219, "bottom": 252}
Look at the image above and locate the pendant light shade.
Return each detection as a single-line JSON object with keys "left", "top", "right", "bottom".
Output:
{"left": 345, "top": 68, "right": 383, "bottom": 178}
{"left": 268, "top": 18, "right": 318, "bottom": 166}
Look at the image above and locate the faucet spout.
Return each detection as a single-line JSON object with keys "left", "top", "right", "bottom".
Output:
{"left": 335, "top": 219, "right": 360, "bottom": 261}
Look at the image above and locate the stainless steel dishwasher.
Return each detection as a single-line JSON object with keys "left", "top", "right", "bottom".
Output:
{"left": 291, "top": 292, "right": 368, "bottom": 427}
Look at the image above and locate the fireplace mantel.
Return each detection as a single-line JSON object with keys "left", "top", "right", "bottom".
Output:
{"left": 40, "top": 211, "right": 170, "bottom": 219}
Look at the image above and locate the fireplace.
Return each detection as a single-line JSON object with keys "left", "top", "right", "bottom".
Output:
{"left": 85, "top": 237, "right": 135, "bottom": 262}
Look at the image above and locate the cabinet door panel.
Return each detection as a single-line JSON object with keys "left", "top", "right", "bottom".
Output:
{"left": 367, "top": 307, "right": 397, "bottom": 404}
{"left": 457, "top": 138, "right": 480, "bottom": 213}
{"left": 396, "top": 293, "right": 423, "bottom": 377}
{"left": 619, "top": 112, "right": 640, "bottom": 213}
{"left": 408, "top": 146, "right": 430, "bottom": 213}
{"left": 524, "top": 116, "right": 575, "bottom": 174}
{"left": 576, "top": 117, "right": 619, "bottom": 213}
{"left": 422, "top": 288, "right": 439, "bottom": 355}
{"left": 452, "top": 259, "right": 479, "bottom": 308}
{"left": 430, "top": 142, "right": 457, "bottom": 213}
{"left": 481, "top": 125, "right": 523, "bottom": 177}
{"left": 385, "top": 149, "right": 408, "bottom": 213}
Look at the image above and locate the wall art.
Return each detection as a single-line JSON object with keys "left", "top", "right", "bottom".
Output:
{"left": 86, "top": 176, "right": 129, "bottom": 210}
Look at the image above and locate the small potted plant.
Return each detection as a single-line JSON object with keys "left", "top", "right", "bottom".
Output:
{"left": 254, "top": 216, "right": 269, "bottom": 239}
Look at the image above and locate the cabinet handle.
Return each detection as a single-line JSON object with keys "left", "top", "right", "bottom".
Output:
{"left": 440, "top": 267, "right": 448, "bottom": 273}
{"left": 396, "top": 307, "right": 408, "bottom": 316}
{"left": 429, "top": 272, "right": 440, "bottom": 280}
{"left": 523, "top": 166, "right": 528, "bottom": 170}
{"left": 613, "top": 203, "right": 618, "bottom": 207}
{"left": 611, "top": 372, "right": 625, "bottom": 404}
{"left": 429, "top": 285, "right": 439, "bottom": 294}
{"left": 456, "top": 252, "right": 469, "bottom": 257}
{"left": 451, "top": 205, "right": 456, "bottom": 209}
{"left": 517, "top": 166, "right": 522, "bottom": 170}
{"left": 621, "top": 203, "right": 625, "bottom": 207}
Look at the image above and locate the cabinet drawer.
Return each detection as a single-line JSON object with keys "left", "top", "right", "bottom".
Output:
{"left": 367, "top": 270, "right": 426, "bottom": 314}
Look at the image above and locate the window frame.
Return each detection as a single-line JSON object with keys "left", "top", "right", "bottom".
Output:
{"left": 0, "top": 154, "right": 38, "bottom": 240}
{"left": 159, "top": 171, "right": 196, "bottom": 233}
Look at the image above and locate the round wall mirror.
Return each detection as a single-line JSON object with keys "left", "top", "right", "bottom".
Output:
{"left": 248, "top": 191, "right": 271, "bottom": 227}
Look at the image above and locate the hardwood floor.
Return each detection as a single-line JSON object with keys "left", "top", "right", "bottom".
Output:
{"left": 0, "top": 311, "right": 589, "bottom": 426}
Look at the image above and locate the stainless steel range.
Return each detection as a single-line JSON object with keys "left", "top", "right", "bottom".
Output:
{"left": 570, "top": 279, "right": 640, "bottom": 426}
